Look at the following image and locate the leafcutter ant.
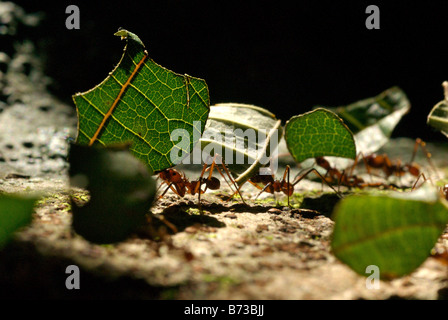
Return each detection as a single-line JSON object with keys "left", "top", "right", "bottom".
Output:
{"left": 232, "top": 165, "right": 343, "bottom": 207}
{"left": 157, "top": 154, "right": 245, "bottom": 206}
{"left": 357, "top": 138, "right": 436, "bottom": 187}
{"left": 315, "top": 156, "right": 370, "bottom": 188}
{"left": 316, "top": 138, "right": 436, "bottom": 190}
{"left": 314, "top": 156, "right": 400, "bottom": 192}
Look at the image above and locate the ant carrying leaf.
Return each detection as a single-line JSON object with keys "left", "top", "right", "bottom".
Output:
{"left": 157, "top": 154, "right": 246, "bottom": 206}
{"left": 230, "top": 165, "right": 343, "bottom": 207}
{"left": 315, "top": 156, "right": 377, "bottom": 189}
{"left": 315, "top": 138, "right": 438, "bottom": 191}
{"left": 356, "top": 138, "right": 437, "bottom": 188}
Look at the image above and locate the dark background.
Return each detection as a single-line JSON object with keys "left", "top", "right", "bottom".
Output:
{"left": 14, "top": 1, "right": 448, "bottom": 142}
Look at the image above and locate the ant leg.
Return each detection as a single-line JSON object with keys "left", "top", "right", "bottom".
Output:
{"left": 292, "top": 168, "right": 343, "bottom": 198}
{"left": 411, "top": 138, "right": 439, "bottom": 179}
{"left": 158, "top": 182, "right": 181, "bottom": 200}
{"left": 314, "top": 158, "right": 330, "bottom": 191}
{"left": 156, "top": 179, "right": 165, "bottom": 193}
{"left": 336, "top": 170, "right": 346, "bottom": 192}
{"left": 255, "top": 181, "right": 273, "bottom": 200}
{"left": 356, "top": 152, "right": 376, "bottom": 183}
{"left": 204, "top": 154, "right": 229, "bottom": 189}
{"left": 227, "top": 179, "right": 252, "bottom": 202}
{"left": 412, "top": 172, "right": 428, "bottom": 191}
{"left": 410, "top": 138, "right": 426, "bottom": 163}
{"left": 347, "top": 154, "right": 359, "bottom": 178}
{"left": 277, "top": 165, "right": 292, "bottom": 207}
{"left": 155, "top": 173, "right": 168, "bottom": 193}
{"left": 214, "top": 156, "right": 247, "bottom": 204}
{"left": 201, "top": 154, "right": 227, "bottom": 193}
{"left": 195, "top": 161, "right": 212, "bottom": 206}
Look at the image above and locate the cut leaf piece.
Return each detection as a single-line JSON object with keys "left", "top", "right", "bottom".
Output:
{"left": 73, "top": 29, "right": 210, "bottom": 173}
{"left": 284, "top": 108, "right": 356, "bottom": 164}
{"left": 427, "top": 81, "right": 448, "bottom": 138}
{"left": 0, "top": 194, "right": 37, "bottom": 249}
{"left": 69, "top": 143, "right": 156, "bottom": 244}
{"left": 331, "top": 186, "right": 448, "bottom": 280}
{"left": 197, "top": 103, "right": 282, "bottom": 185}
{"left": 320, "top": 87, "right": 410, "bottom": 155}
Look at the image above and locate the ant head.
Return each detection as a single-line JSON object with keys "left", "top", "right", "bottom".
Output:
{"left": 159, "top": 168, "right": 183, "bottom": 181}
{"left": 315, "top": 157, "right": 330, "bottom": 169}
{"left": 158, "top": 170, "right": 168, "bottom": 180}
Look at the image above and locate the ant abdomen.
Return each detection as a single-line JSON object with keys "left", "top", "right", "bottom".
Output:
{"left": 365, "top": 154, "right": 391, "bottom": 169}
{"left": 405, "top": 163, "right": 420, "bottom": 177}
{"left": 203, "top": 176, "right": 220, "bottom": 190}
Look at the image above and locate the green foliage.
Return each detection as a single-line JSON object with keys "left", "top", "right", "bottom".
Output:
{"left": 284, "top": 108, "right": 356, "bottom": 163}
{"left": 320, "top": 86, "right": 410, "bottom": 155}
{"left": 427, "top": 81, "right": 448, "bottom": 138}
{"left": 73, "top": 29, "right": 210, "bottom": 173}
{"left": 199, "top": 103, "right": 282, "bottom": 185}
{"left": 331, "top": 186, "right": 448, "bottom": 279}
{"left": 0, "top": 194, "right": 37, "bottom": 249}
{"left": 69, "top": 143, "right": 156, "bottom": 244}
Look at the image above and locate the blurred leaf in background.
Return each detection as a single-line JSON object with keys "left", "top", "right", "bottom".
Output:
{"left": 331, "top": 185, "right": 448, "bottom": 280}
{"left": 319, "top": 87, "right": 410, "bottom": 156}
{"left": 69, "top": 143, "right": 156, "bottom": 244}
{"left": 0, "top": 194, "right": 37, "bottom": 249}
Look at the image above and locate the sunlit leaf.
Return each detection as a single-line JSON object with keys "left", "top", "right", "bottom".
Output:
{"left": 331, "top": 186, "right": 448, "bottom": 279}
{"left": 284, "top": 108, "right": 356, "bottom": 164}
{"left": 73, "top": 29, "right": 210, "bottom": 173}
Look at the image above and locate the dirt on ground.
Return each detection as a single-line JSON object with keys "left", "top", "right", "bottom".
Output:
{"left": 2, "top": 163, "right": 448, "bottom": 300}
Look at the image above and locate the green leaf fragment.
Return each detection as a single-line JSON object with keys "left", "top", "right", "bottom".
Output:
{"left": 320, "top": 86, "right": 410, "bottom": 155}
{"left": 427, "top": 81, "right": 448, "bottom": 138}
{"left": 284, "top": 108, "right": 356, "bottom": 164}
{"left": 69, "top": 143, "right": 156, "bottom": 244}
{"left": 331, "top": 186, "right": 448, "bottom": 279}
{"left": 199, "top": 103, "right": 283, "bottom": 185}
{"left": 73, "top": 29, "right": 210, "bottom": 173}
{"left": 0, "top": 194, "right": 37, "bottom": 249}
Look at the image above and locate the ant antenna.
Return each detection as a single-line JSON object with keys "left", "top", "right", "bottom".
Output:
{"left": 292, "top": 167, "right": 343, "bottom": 199}
{"left": 410, "top": 138, "right": 439, "bottom": 180}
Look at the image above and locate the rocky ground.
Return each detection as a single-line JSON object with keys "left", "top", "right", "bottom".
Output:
{"left": 2, "top": 131, "right": 448, "bottom": 300}
{"left": 1, "top": 1, "right": 448, "bottom": 300}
